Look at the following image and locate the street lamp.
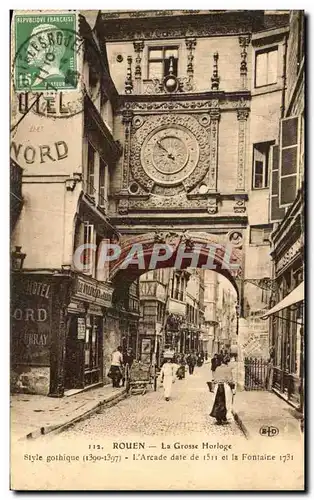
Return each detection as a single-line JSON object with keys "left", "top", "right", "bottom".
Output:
{"left": 11, "top": 246, "right": 26, "bottom": 270}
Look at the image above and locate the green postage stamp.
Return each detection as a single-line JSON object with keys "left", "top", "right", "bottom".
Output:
{"left": 14, "top": 13, "right": 79, "bottom": 92}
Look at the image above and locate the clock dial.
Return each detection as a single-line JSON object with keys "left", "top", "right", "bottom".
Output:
{"left": 153, "top": 136, "right": 188, "bottom": 174}
{"left": 141, "top": 125, "right": 199, "bottom": 186}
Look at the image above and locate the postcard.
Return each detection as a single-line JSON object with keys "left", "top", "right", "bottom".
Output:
{"left": 10, "top": 9, "right": 305, "bottom": 491}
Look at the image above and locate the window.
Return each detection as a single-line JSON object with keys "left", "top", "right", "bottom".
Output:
{"left": 148, "top": 46, "right": 178, "bottom": 80}
{"left": 252, "top": 141, "right": 274, "bottom": 189}
{"left": 279, "top": 116, "right": 300, "bottom": 206}
{"left": 87, "top": 143, "right": 95, "bottom": 197}
{"left": 83, "top": 222, "right": 94, "bottom": 275}
{"left": 157, "top": 302, "right": 164, "bottom": 323}
{"left": 255, "top": 47, "right": 278, "bottom": 87}
{"left": 250, "top": 225, "right": 273, "bottom": 246}
{"left": 270, "top": 144, "right": 286, "bottom": 223}
{"left": 99, "top": 158, "right": 107, "bottom": 209}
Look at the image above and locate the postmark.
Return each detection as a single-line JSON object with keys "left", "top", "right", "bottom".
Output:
{"left": 12, "top": 13, "right": 101, "bottom": 119}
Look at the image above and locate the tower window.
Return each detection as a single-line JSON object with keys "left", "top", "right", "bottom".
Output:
{"left": 148, "top": 46, "right": 178, "bottom": 80}
{"left": 255, "top": 47, "right": 278, "bottom": 87}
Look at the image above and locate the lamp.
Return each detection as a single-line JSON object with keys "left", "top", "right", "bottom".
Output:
{"left": 11, "top": 246, "right": 26, "bottom": 270}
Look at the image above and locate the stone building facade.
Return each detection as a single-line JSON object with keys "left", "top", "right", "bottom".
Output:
{"left": 10, "top": 10, "right": 298, "bottom": 395}
{"left": 94, "top": 10, "right": 290, "bottom": 378}
{"left": 139, "top": 268, "right": 205, "bottom": 365}
{"left": 203, "top": 271, "right": 238, "bottom": 356}
{"left": 10, "top": 14, "right": 140, "bottom": 396}
{"left": 265, "top": 11, "right": 304, "bottom": 410}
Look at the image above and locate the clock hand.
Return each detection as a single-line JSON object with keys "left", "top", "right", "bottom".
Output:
{"left": 157, "top": 140, "right": 170, "bottom": 154}
{"left": 168, "top": 153, "right": 175, "bottom": 161}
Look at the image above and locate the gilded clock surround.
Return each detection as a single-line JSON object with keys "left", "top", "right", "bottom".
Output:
{"left": 141, "top": 124, "right": 199, "bottom": 186}
{"left": 130, "top": 113, "right": 210, "bottom": 194}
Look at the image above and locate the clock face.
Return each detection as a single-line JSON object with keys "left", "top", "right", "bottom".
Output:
{"left": 141, "top": 125, "right": 199, "bottom": 186}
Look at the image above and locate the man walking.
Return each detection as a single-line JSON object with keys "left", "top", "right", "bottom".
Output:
{"left": 122, "top": 347, "right": 134, "bottom": 388}
{"left": 186, "top": 351, "right": 197, "bottom": 375}
{"left": 109, "top": 346, "right": 123, "bottom": 388}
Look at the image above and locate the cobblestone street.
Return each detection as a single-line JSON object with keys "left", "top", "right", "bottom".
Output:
{"left": 61, "top": 364, "right": 243, "bottom": 439}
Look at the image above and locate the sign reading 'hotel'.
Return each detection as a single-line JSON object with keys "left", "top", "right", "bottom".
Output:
{"left": 73, "top": 276, "right": 113, "bottom": 308}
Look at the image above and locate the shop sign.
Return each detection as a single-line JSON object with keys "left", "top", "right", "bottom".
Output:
{"left": 11, "top": 276, "right": 52, "bottom": 365}
{"left": 276, "top": 236, "right": 303, "bottom": 273}
{"left": 73, "top": 276, "right": 113, "bottom": 308}
{"left": 87, "top": 304, "right": 103, "bottom": 316}
{"left": 68, "top": 301, "right": 85, "bottom": 314}
{"left": 77, "top": 318, "right": 86, "bottom": 340}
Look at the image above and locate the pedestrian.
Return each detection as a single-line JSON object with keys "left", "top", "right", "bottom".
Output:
{"left": 209, "top": 355, "right": 236, "bottom": 425}
{"left": 205, "top": 351, "right": 208, "bottom": 361}
{"left": 176, "top": 353, "right": 186, "bottom": 380}
{"left": 197, "top": 352, "right": 204, "bottom": 367}
{"left": 186, "top": 351, "right": 197, "bottom": 375}
{"left": 109, "top": 346, "right": 123, "bottom": 388}
{"left": 211, "top": 353, "right": 219, "bottom": 379}
{"left": 122, "top": 347, "right": 134, "bottom": 388}
{"left": 160, "top": 358, "right": 177, "bottom": 401}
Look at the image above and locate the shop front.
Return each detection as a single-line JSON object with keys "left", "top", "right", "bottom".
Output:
{"left": 262, "top": 281, "right": 304, "bottom": 410}
{"left": 11, "top": 274, "right": 55, "bottom": 396}
{"left": 11, "top": 272, "right": 114, "bottom": 396}
{"left": 65, "top": 274, "right": 113, "bottom": 392}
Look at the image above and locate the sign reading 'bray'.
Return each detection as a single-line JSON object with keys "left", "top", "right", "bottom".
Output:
{"left": 73, "top": 276, "right": 113, "bottom": 308}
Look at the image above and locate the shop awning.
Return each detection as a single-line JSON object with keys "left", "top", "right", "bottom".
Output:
{"left": 261, "top": 282, "right": 304, "bottom": 319}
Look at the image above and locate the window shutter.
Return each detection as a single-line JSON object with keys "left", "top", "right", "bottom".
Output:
{"left": 279, "top": 116, "right": 300, "bottom": 207}
{"left": 83, "top": 222, "right": 94, "bottom": 276}
{"left": 270, "top": 144, "right": 285, "bottom": 222}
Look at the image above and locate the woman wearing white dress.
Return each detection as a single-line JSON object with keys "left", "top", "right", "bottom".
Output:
{"left": 160, "top": 358, "right": 177, "bottom": 401}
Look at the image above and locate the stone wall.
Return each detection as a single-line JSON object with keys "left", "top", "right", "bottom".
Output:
{"left": 11, "top": 366, "right": 50, "bottom": 396}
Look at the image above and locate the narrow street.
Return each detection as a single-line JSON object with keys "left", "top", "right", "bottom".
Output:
{"left": 61, "top": 364, "right": 243, "bottom": 439}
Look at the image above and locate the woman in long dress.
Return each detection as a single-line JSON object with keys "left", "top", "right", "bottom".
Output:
{"left": 160, "top": 358, "right": 177, "bottom": 401}
{"left": 210, "top": 355, "right": 236, "bottom": 425}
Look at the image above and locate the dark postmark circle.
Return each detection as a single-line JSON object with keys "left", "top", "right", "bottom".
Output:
{"left": 12, "top": 26, "right": 102, "bottom": 119}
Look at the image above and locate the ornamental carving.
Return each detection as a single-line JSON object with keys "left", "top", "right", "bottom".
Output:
{"left": 236, "top": 108, "right": 249, "bottom": 191}
{"left": 101, "top": 16, "right": 259, "bottom": 41}
{"left": 233, "top": 198, "right": 246, "bottom": 213}
{"left": 207, "top": 198, "right": 218, "bottom": 214}
{"left": 227, "top": 230, "right": 243, "bottom": 248}
{"left": 121, "top": 109, "right": 133, "bottom": 188}
{"left": 239, "top": 35, "right": 251, "bottom": 90}
{"left": 127, "top": 194, "right": 209, "bottom": 210}
{"left": 117, "top": 198, "right": 129, "bottom": 215}
{"left": 120, "top": 98, "right": 250, "bottom": 113}
{"left": 208, "top": 109, "right": 220, "bottom": 191}
{"left": 143, "top": 76, "right": 194, "bottom": 94}
{"left": 130, "top": 114, "right": 210, "bottom": 194}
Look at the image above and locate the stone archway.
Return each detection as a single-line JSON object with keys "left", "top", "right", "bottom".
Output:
{"left": 108, "top": 229, "right": 246, "bottom": 388}
{"left": 109, "top": 230, "right": 243, "bottom": 304}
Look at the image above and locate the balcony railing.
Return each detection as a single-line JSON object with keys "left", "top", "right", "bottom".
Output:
{"left": 83, "top": 179, "right": 108, "bottom": 215}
